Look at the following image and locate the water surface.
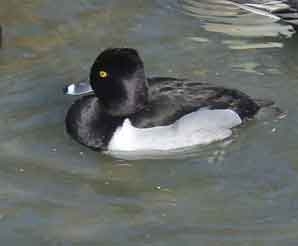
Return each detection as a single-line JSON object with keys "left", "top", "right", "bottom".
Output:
{"left": 1, "top": 0, "right": 298, "bottom": 245}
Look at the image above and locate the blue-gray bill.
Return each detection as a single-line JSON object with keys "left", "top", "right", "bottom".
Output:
{"left": 63, "top": 80, "right": 93, "bottom": 96}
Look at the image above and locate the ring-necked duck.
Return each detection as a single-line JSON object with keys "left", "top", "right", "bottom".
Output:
{"left": 230, "top": 0, "right": 298, "bottom": 26}
{"left": 64, "top": 48, "right": 270, "bottom": 151}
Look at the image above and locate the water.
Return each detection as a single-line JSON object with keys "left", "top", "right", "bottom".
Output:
{"left": 1, "top": 0, "right": 298, "bottom": 244}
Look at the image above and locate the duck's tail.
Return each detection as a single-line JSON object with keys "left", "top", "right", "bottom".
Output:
{"left": 254, "top": 98, "right": 275, "bottom": 108}
{"left": 254, "top": 98, "right": 286, "bottom": 120}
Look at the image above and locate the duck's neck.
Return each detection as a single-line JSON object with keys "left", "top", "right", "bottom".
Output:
{"left": 66, "top": 95, "right": 124, "bottom": 150}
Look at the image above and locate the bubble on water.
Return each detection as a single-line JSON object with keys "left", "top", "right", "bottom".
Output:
{"left": 155, "top": 185, "right": 161, "bottom": 190}
{"left": 18, "top": 168, "right": 25, "bottom": 173}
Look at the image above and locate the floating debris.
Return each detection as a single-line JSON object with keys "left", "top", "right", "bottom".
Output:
{"left": 155, "top": 185, "right": 161, "bottom": 190}
{"left": 18, "top": 168, "right": 25, "bottom": 173}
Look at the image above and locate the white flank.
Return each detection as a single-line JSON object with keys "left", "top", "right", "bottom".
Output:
{"left": 108, "top": 109, "right": 242, "bottom": 152}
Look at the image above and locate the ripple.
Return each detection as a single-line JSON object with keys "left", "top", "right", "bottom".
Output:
{"left": 178, "top": 0, "right": 295, "bottom": 49}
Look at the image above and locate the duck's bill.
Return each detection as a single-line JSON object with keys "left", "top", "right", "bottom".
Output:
{"left": 63, "top": 81, "right": 93, "bottom": 95}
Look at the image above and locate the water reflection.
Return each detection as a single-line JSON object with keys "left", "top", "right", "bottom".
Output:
{"left": 180, "top": 0, "right": 295, "bottom": 49}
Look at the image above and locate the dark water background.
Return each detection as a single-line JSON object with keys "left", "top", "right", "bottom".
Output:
{"left": 1, "top": 0, "right": 298, "bottom": 245}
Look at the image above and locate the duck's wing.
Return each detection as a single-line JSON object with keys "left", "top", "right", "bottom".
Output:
{"left": 130, "top": 77, "right": 260, "bottom": 128}
{"left": 230, "top": 0, "right": 298, "bottom": 25}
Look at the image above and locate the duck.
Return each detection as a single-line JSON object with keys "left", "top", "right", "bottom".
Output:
{"left": 230, "top": 0, "right": 298, "bottom": 26}
{"left": 64, "top": 48, "right": 269, "bottom": 152}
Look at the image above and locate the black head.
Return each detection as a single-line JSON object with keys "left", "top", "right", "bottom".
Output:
{"left": 89, "top": 48, "right": 148, "bottom": 117}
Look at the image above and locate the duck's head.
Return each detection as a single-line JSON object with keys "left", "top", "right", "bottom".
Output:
{"left": 89, "top": 48, "right": 148, "bottom": 117}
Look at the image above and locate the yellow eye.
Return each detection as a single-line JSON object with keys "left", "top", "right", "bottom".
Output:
{"left": 99, "top": 70, "right": 108, "bottom": 78}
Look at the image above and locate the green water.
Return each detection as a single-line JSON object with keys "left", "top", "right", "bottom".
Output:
{"left": 1, "top": 0, "right": 298, "bottom": 245}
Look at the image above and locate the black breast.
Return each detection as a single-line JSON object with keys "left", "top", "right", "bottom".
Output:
{"left": 129, "top": 77, "right": 260, "bottom": 128}
{"left": 65, "top": 95, "right": 123, "bottom": 150}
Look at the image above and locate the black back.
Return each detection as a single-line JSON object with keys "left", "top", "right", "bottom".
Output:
{"left": 130, "top": 77, "right": 260, "bottom": 128}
